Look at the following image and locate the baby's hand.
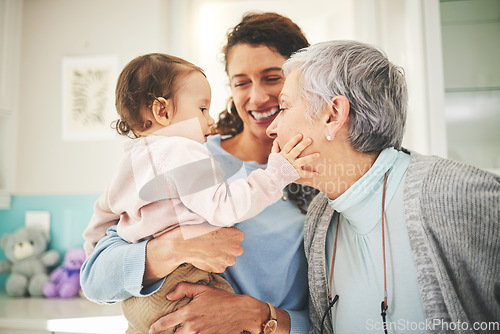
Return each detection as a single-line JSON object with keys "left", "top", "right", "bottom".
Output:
{"left": 273, "top": 133, "right": 320, "bottom": 178}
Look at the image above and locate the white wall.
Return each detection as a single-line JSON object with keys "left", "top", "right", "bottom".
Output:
{"left": 354, "top": 0, "right": 446, "bottom": 157}
{"left": 187, "top": 0, "right": 357, "bottom": 119}
{"left": 16, "top": 0, "right": 169, "bottom": 194}
{"left": 0, "top": 0, "right": 22, "bottom": 207}
{"left": 14, "top": 0, "right": 447, "bottom": 195}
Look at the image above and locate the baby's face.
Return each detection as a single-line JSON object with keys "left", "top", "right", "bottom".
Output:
{"left": 169, "top": 71, "right": 214, "bottom": 143}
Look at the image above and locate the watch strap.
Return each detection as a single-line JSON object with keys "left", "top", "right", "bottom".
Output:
{"left": 266, "top": 302, "right": 277, "bottom": 321}
{"left": 261, "top": 302, "right": 278, "bottom": 334}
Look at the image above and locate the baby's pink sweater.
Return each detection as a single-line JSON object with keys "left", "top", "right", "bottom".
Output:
{"left": 83, "top": 135, "right": 299, "bottom": 255}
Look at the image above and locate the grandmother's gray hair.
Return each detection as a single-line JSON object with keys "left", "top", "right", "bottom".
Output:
{"left": 282, "top": 40, "right": 408, "bottom": 153}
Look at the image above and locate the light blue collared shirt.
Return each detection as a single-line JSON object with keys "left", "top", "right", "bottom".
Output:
{"left": 326, "top": 148, "right": 428, "bottom": 333}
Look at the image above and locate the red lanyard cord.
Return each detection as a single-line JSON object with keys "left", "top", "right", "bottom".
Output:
{"left": 381, "top": 171, "right": 389, "bottom": 334}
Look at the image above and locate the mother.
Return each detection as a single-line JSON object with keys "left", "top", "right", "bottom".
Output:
{"left": 266, "top": 40, "right": 500, "bottom": 333}
{"left": 81, "top": 12, "right": 316, "bottom": 334}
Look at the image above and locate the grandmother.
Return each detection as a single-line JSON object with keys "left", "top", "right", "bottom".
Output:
{"left": 267, "top": 40, "right": 500, "bottom": 334}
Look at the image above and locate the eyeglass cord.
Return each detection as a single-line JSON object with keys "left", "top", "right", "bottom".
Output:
{"left": 380, "top": 170, "right": 389, "bottom": 334}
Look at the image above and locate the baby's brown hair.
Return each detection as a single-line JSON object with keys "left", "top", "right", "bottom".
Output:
{"left": 114, "top": 53, "right": 205, "bottom": 138}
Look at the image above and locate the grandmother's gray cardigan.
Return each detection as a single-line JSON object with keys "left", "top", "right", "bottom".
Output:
{"left": 304, "top": 152, "right": 500, "bottom": 334}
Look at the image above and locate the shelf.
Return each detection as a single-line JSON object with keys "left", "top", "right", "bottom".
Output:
{"left": 445, "top": 86, "right": 500, "bottom": 93}
{"left": 0, "top": 293, "right": 127, "bottom": 333}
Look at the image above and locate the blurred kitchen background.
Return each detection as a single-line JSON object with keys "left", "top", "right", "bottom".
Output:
{"left": 0, "top": 0, "right": 498, "bottom": 289}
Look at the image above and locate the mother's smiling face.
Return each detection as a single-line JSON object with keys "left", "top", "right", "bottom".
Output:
{"left": 227, "top": 44, "right": 285, "bottom": 141}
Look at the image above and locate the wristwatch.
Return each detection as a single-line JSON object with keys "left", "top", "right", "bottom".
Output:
{"left": 262, "top": 302, "right": 278, "bottom": 334}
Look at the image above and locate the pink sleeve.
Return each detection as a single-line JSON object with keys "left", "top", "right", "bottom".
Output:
{"left": 163, "top": 140, "right": 299, "bottom": 227}
{"left": 82, "top": 190, "right": 120, "bottom": 256}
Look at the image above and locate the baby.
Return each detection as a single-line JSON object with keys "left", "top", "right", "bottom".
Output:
{"left": 82, "top": 53, "right": 318, "bottom": 333}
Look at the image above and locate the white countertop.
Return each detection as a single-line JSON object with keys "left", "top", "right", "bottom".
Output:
{"left": 0, "top": 293, "right": 127, "bottom": 333}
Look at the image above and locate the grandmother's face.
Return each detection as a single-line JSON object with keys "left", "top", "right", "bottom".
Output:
{"left": 266, "top": 69, "right": 321, "bottom": 153}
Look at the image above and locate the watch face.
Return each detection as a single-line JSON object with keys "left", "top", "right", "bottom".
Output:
{"left": 263, "top": 319, "right": 278, "bottom": 334}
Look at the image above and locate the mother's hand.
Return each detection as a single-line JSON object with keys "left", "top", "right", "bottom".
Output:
{"left": 143, "top": 225, "right": 244, "bottom": 286}
{"left": 149, "top": 283, "right": 288, "bottom": 334}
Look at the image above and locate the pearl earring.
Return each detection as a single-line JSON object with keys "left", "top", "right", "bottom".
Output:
{"left": 326, "top": 135, "right": 332, "bottom": 141}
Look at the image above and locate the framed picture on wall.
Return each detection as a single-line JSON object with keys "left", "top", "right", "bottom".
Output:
{"left": 62, "top": 55, "right": 118, "bottom": 141}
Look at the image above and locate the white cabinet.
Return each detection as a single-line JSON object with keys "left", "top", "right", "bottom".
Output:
{"left": 440, "top": 0, "right": 500, "bottom": 174}
{"left": 0, "top": 0, "right": 22, "bottom": 208}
